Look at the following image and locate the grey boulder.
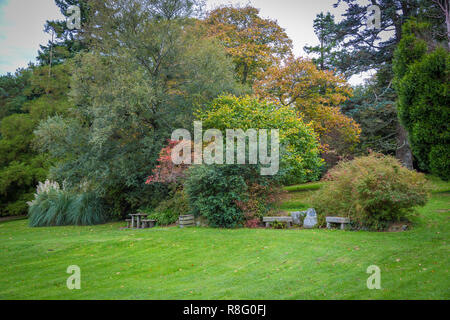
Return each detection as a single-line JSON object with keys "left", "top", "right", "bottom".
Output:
{"left": 303, "top": 208, "right": 317, "bottom": 229}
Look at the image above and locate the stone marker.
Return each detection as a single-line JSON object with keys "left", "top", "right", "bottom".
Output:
{"left": 303, "top": 208, "right": 317, "bottom": 229}
{"left": 290, "top": 211, "right": 307, "bottom": 225}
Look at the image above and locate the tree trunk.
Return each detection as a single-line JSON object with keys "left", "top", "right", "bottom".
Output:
{"left": 396, "top": 123, "right": 413, "bottom": 169}
{"left": 242, "top": 63, "right": 249, "bottom": 85}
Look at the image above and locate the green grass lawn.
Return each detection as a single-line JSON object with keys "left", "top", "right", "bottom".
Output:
{"left": 1, "top": 181, "right": 449, "bottom": 299}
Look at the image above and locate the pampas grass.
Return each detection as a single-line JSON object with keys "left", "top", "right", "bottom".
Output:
{"left": 28, "top": 183, "right": 108, "bottom": 227}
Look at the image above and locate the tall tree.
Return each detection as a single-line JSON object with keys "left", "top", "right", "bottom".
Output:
{"left": 331, "top": 0, "right": 442, "bottom": 169}
{"left": 304, "top": 12, "right": 340, "bottom": 71}
{"left": 204, "top": 5, "right": 293, "bottom": 85}
{"left": 342, "top": 79, "right": 398, "bottom": 156}
{"left": 37, "top": 0, "right": 91, "bottom": 66}
{"left": 254, "top": 57, "right": 360, "bottom": 166}
{"left": 0, "top": 63, "right": 73, "bottom": 216}
{"left": 393, "top": 20, "right": 449, "bottom": 180}
{"left": 35, "top": 0, "right": 242, "bottom": 215}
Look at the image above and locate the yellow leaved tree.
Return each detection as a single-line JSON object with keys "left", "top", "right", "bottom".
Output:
{"left": 204, "top": 5, "right": 293, "bottom": 85}
{"left": 255, "top": 56, "right": 361, "bottom": 164}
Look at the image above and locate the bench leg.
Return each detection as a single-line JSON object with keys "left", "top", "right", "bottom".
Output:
{"left": 265, "top": 222, "right": 270, "bottom": 228}
{"left": 340, "top": 223, "right": 345, "bottom": 230}
{"left": 127, "top": 221, "right": 131, "bottom": 228}
{"left": 326, "top": 222, "right": 331, "bottom": 229}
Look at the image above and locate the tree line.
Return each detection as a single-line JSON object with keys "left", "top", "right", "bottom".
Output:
{"left": 0, "top": 0, "right": 448, "bottom": 218}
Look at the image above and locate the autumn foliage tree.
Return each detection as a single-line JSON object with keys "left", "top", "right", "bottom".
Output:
{"left": 204, "top": 5, "right": 293, "bottom": 85}
{"left": 146, "top": 140, "right": 194, "bottom": 186}
{"left": 254, "top": 57, "right": 360, "bottom": 164}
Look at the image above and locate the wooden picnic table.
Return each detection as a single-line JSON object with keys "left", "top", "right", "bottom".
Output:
{"left": 129, "top": 213, "right": 148, "bottom": 229}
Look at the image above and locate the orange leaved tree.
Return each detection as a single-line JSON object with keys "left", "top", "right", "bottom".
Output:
{"left": 204, "top": 5, "right": 292, "bottom": 85}
{"left": 254, "top": 56, "right": 361, "bottom": 164}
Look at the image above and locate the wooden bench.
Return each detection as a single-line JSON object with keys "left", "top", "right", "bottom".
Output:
{"left": 263, "top": 216, "right": 293, "bottom": 228}
{"left": 326, "top": 216, "right": 350, "bottom": 230}
{"left": 125, "top": 219, "right": 131, "bottom": 228}
{"left": 141, "top": 219, "right": 156, "bottom": 228}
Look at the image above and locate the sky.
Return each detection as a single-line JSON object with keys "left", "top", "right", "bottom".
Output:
{"left": 0, "top": 0, "right": 372, "bottom": 84}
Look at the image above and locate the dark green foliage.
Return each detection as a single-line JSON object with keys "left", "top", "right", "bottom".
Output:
{"left": 332, "top": 0, "right": 435, "bottom": 77}
{"left": 67, "top": 192, "right": 108, "bottom": 225}
{"left": 28, "top": 190, "right": 107, "bottom": 227}
{"left": 393, "top": 20, "right": 450, "bottom": 180}
{"left": 342, "top": 82, "right": 398, "bottom": 155}
{"left": 184, "top": 165, "right": 249, "bottom": 228}
{"left": 143, "top": 190, "right": 189, "bottom": 226}
{"left": 37, "top": 0, "right": 90, "bottom": 66}
{"left": 185, "top": 162, "right": 281, "bottom": 228}
{"left": 0, "top": 64, "right": 72, "bottom": 216}
{"left": 303, "top": 12, "right": 340, "bottom": 71}
{"left": 0, "top": 69, "right": 31, "bottom": 120}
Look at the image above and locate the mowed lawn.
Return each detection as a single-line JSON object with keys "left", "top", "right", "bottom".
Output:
{"left": 0, "top": 180, "right": 449, "bottom": 300}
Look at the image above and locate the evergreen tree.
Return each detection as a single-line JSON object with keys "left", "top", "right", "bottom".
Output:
{"left": 37, "top": 0, "right": 91, "bottom": 66}
{"left": 304, "top": 12, "right": 340, "bottom": 71}
{"left": 393, "top": 20, "right": 449, "bottom": 180}
{"left": 331, "top": 0, "right": 446, "bottom": 168}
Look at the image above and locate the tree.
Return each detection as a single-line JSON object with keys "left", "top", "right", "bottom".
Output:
{"left": 342, "top": 81, "right": 398, "bottom": 156}
{"left": 204, "top": 5, "right": 293, "bottom": 85}
{"left": 196, "top": 94, "right": 324, "bottom": 185}
{"left": 331, "top": 0, "right": 445, "bottom": 169}
{"left": 393, "top": 20, "right": 450, "bottom": 180}
{"left": 35, "top": 0, "right": 242, "bottom": 215}
{"left": 304, "top": 12, "right": 340, "bottom": 71}
{"left": 0, "top": 69, "right": 32, "bottom": 120}
{"left": 37, "top": 0, "right": 91, "bottom": 66}
{"left": 254, "top": 57, "right": 360, "bottom": 165}
{"left": 431, "top": 0, "right": 450, "bottom": 49}
{"left": 0, "top": 64, "right": 73, "bottom": 216}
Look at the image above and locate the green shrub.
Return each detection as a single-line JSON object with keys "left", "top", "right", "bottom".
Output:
{"left": 185, "top": 163, "right": 282, "bottom": 228}
{"left": 144, "top": 190, "right": 189, "bottom": 226}
{"left": 196, "top": 95, "right": 323, "bottom": 185}
{"left": 271, "top": 220, "right": 287, "bottom": 229}
{"left": 311, "top": 154, "right": 430, "bottom": 230}
{"left": 185, "top": 164, "right": 248, "bottom": 228}
{"left": 28, "top": 180, "right": 108, "bottom": 227}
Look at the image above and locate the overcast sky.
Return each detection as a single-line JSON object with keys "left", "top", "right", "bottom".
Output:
{"left": 0, "top": 0, "right": 371, "bottom": 84}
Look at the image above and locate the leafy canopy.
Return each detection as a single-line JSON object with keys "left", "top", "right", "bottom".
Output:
{"left": 204, "top": 5, "right": 293, "bottom": 85}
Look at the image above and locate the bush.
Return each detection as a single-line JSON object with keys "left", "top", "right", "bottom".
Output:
{"left": 143, "top": 190, "right": 189, "bottom": 226}
{"left": 196, "top": 95, "right": 323, "bottom": 185}
{"left": 311, "top": 154, "right": 430, "bottom": 230}
{"left": 185, "top": 164, "right": 281, "bottom": 228}
{"left": 28, "top": 180, "right": 108, "bottom": 227}
{"left": 235, "top": 182, "right": 283, "bottom": 224}
{"left": 185, "top": 164, "right": 247, "bottom": 228}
